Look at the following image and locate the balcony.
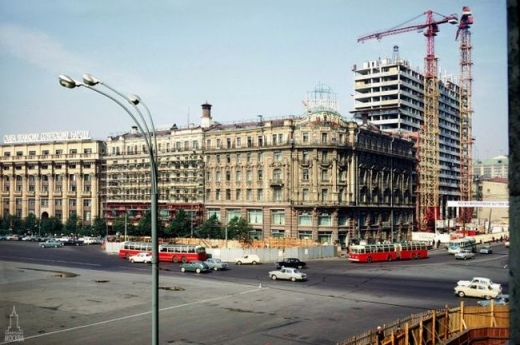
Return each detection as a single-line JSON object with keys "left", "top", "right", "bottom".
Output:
{"left": 269, "top": 179, "right": 284, "bottom": 187}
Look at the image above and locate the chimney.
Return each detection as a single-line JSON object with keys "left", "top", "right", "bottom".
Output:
{"left": 131, "top": 126, "right": 138, "bottom": 134}
{"left": 201, "top": 102, "right": 213, "bottom": 129}
{"left": 202, "top": 103, "right": 212, "bottom": 119}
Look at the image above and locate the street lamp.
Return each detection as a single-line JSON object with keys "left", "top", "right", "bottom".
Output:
{"left": 58, "top": 74, "right": 160, "bottom": 345}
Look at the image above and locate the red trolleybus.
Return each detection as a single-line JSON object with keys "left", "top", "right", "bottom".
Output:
{"left": 348, "top": 242, "right": 428, "bottom": 263}
{"left": 119, "top": 242, "right": 207, "bottom": 263}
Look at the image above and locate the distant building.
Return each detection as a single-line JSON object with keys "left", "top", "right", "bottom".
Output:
{"left": 0, "top": 131, "right": 104, "bottom": 227}
{"left": 475, "top": 177, "right": 509, "bottom": 227}
{"left": 473, "top": 155, "right": 508, "bottom": 179}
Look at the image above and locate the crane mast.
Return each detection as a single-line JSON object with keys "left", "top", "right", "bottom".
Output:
{"left": 457, "top": 7, "right": 474, "bottom": 226}
{"left": 358, "top": 10, "right": 458, "bottom": 231}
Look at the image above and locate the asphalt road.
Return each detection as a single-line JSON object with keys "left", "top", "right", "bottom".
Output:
{"left": 0, "top": 241, "right": 510, "bottom": 345}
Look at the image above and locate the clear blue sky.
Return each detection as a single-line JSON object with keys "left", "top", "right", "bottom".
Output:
{"left": 0, "top": 0, "right": 507, "bottom": 159}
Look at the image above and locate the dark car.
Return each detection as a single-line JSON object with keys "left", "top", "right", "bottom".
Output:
{"left": 275, "top": 258, "right": 307, "bottom": 269}
{"left": 63, "top": 238, "right": 85, "bottom": 246}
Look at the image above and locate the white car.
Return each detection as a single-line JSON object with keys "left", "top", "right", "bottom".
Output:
{"left": 457, "top": 277, "right": 502, "bottom": 292}
{"left": 477, "top": 294, "right": 510, "bottom": 306}
{"left": 128, "top": 252, "right": 152, "bottom": 264}
{"left": 269, "top": 267, "right": 307, "bottom": 282}
{"left": 454, "top": 250, "right": 475, "bottom": 260}
{"left": 235, "top": 254, "right": 261, "bottom": 265}
{"left": 454, "top": 282, "right": 501, "bottom": 300}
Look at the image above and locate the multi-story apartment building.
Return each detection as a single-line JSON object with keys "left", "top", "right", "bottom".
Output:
{"left": 0, "top": 131, "right": 105, "bottom": 227}
{"left": 351, "top": 49, "right": 462, "bottom": 222}
{"left": 203, "top": 85, "right": 416, "bottom": 244}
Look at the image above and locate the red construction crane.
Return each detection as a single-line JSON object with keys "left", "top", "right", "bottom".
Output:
{"left": 358, "top": 10, "right": 458, "bottom": 232}
{"left": 456, "top": 6, "right": 474, "bottom": 228}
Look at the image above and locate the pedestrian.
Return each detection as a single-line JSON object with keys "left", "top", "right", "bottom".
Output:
{"left": 376, "top": 326, "right": 384, "bottom": 345}
{"left": 436, "top": 240, "right": 441, "bottom": 249}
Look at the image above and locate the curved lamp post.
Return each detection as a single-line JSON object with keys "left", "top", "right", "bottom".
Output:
{"left": 58, "top": 74, "right": 159, "bottom": 345}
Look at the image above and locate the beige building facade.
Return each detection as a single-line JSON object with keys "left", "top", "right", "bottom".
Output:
{"left": 0, "top": 131, "right": 105, "bottom": 227}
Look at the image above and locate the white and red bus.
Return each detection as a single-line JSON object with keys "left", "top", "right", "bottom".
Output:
{"left": 118, "top": 242, "right": 207, "bottom": 263}
{"left": 348, "top": 242, "right": 429, "bottom": 263}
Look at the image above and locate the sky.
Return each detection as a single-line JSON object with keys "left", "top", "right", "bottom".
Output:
{"left": 0, "top": 0, "right": 508, "bottom": 159}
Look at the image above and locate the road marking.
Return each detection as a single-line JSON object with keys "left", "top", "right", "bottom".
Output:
{"left": 4, "top": 287, "right": 264, "bottom": 343}
{"left": 0, "top": 256, "right": 101, "bottom": 267}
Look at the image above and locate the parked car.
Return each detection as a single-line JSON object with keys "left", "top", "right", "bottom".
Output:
{"left": 457, "top": 277, "right": 502, "bottom": 292}
{"left": 235, "top": 254, "right": 261, "bottom": 265}
{"left": 63, "top": 238, "right": 85, "bottom": 246}
{"left": 479, "top": 245, "right": 493, "bottom": 254}
{"left": 128, "top": 252, "right": 152, "bottom": 264}
{"left": 180, "top": 261, "right": 210, "bottom": 273}
{"left": 79, "top": 236, "right": 102, "bottom": 245}
{"left": 40, "top": 239, "right": 64, "bottom": 248}
{"left": 454, "top": 249, "right": 475, "bottom": 260}
{"left": 268, "top": 267, "right": 307, "bottom": 282}
{"left": 7, "top": 234, "right": 21, "bottom": 241}
{"left": 275, "top": 258, "right": 307, "bottom": 269}
{"left": 454, "top": 282, "right": 501, "bottom": 300}
{"left": 504, "top": 241, "right": 510, "bottom": 248}
{"left": 0, "top": 234, "right": 8, "bottom": 241}
{"left": 204, "top": 258, "right": 229, "bottom": 271}
{"left": 477, "top": 294, "right": 510, "bottom": 306}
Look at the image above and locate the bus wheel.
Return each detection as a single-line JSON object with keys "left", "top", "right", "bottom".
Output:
{"left": 387, "top": 256, "right": 392, "bottom": 262}
{"left": 181, "top": 257, "right": 188, "bottom": 263}
{"left": 173, "top": 257, "right": 179, "bottom": 263}
{"left": 411, "top": 253, "right": 416, "bottom": 260}
{"left": 367, "top": 257, "right": 372, "bottom": 263}
{"left": 417, "top": 253, "right": 422, "bottom": 259}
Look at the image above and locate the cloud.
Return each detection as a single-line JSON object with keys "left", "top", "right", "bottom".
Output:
{"left": 0, "top": 23, "right": 91, "bottom": 74}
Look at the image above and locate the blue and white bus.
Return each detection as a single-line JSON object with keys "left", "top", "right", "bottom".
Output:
{"left": 447, "top": 238, "right": 477, "bottom": 254}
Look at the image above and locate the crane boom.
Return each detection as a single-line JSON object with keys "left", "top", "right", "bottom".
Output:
{"left": 357, "top": 10, "right": 458, "bottom": 232}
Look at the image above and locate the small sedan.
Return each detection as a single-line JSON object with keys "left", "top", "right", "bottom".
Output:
{"left": 128, "top": 252, "right": 152, "bottom": 264}
{"left": 477, "top": 294, "right": 510, "bottom": 306}
{"left": 204, "top": 258, "right": 229, "bottom": 271}
{"left": 454, "top": 282, "right": 501, "bottom": 300}
{"left": 40, "top": 239, "right": 64, "bottom": 248}
{"left": 479, "top": 245, "right": 493, "bottom": 254}
{"left": 268, "top": 267, "right": 307, "bottom": 282}
{"left": 180, "top": 261, "right": 210, "bottom": 274}
{"left": 455, "top": 250, "right": 475, "bottom": 260}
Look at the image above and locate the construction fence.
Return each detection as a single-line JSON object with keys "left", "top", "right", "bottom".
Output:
{"left": 337, "top": 302, "right": 509, "bottom": 345}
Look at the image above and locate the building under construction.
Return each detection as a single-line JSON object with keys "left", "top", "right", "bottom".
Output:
{"left": 351, "top": 47, "right": 462, "bottom": 230}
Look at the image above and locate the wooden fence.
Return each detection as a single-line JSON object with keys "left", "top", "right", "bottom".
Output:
{"left": 337, "top": 302, "right": 509, "bottom": 345}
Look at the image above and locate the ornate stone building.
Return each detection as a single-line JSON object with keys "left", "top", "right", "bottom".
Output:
{"left": 203, "top": 85, "right": 416, "bottom": 244}
{"left": 0, "top": 131, "right": 105, "bottom": 227}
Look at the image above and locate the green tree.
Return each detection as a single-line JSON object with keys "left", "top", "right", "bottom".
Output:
{"left": 226, "top": 216, "right": 253, "bottom": 241}
{"left": 196, "top": 214, "right": 222, "bottom": 239}
{"left": 64, "top": 214, "right": 81, "bottom": 235}
{"left": 91, "top": 216, "right": 107, "bottom": 237}
{"left": 166, "top": 209, "right": 191, "bottom": 238}
{"left": 23, "top": 213, "right": 38, "bottom": 235}
{"left": 40, "top": 217, "right": 63, "bottom": 236}
{"left": 112, "top": 216, "right": 127, "bottom": 236}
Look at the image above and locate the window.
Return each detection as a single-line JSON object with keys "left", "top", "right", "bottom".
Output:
{"left": 29, "top": 150, "right": 36, "bottom": 156}
{"left": 69, "top": 149, "right": 78, "bottom": 154}
{"left": 215, "top": 189, "right": 221, "bottom": 200}
{"left": 226, "top": 189, "right": 231, "bottom": 200}
{"left": 318, "top": 213, "right": 332, "bottom": 226}
{"left": 258, "top": 135, "right": 264, "bottom": 147}
{"left": 257, "top": 170, "right": 263, "bottom": 181}
{"left": 207, "top": 208, "right": 221, "bottom": 221}
{"left": 303, "top": 132, "right": 309, "bottom": 143}
{"left": 321, "top": 133, "right": 328, "bottom": 143}
{"left": 246, "top": 170, "right": 253, "bottom": 182}
{"left": 246, "top": 153, "right": 251, "bottom": 162}
{"left": 236, "top": 153, "right": 241, "bottom": 163}
{"left": 246, "top": 189, "right": 252, "bottom": 200}
{"left": 257, "top": 189, "right": 263, "bottom": 200}
{"left": 236, "top": 137, "right": 241, "bottom": 147}
{"left": 184, "top": 141, "right": 189, "bottom": 150}
{"left": 69, "top": 199, "right": 76, "bottom": 207}
{"left": 273, "top": 169, "right": 282, "bottom": 180}
{"left": 206, "top": 139, "right": 211, "bottom": 149}
{"left": 273, "top": 188, "right": 282, "bottom": 201}
{"left": 247, "top": 209, "right": 263, "bottom": 224}
{"left": 216, "top": 139, "right": 221, "bottom": 148}
{"left": 226, "top": 138, "right": 232, "bottom": 148}
{"left": 302, "top": 189, "right": 309, "bottom": 201}
{"left": 236, "top": 171, "right": 242, "bottom": 182}
{"left": 321, "top": 169, "right": 328, "bottom": 181}
{"left": 298, "top": 213, "right": 312, "bottom": 226}
{"left": 83, "top": 199, "right": 91, "bottom": 207}
{"left": 271, "top": 210, "right": 285, "bottom": 225}
{"left": 274, "top": 151, "right": 282, "bottom": 162}
{"left": 303, "top": 151, "right": 309, "bottom": 162}
{"left": 216, "top": 154, "right": 221, "bottom": 163}
{"left": 302, "top": 169, "right": 309, "bottom": 180}
{"left": 226, "top": 154, "right": 231, "bottom": 164}
{"left": 235, "top": 189, "right": 241, "bottom": 199}
{"left": 258, "top": 152, "right": 263, "bottom": 162}
{"left": 225, "top": 171, "right": 231, "bottom": 182}
{"left": 41, "top": 198, "right": 49, "bottom": 207}
{"left": 216, "top": 171, "right": 221, "bottom": 182}
{"left": 226, "top": 209, "right": 241, "bottom": 222}
{"left": 321, "top": 189, "right": 328, "bottom": 202}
